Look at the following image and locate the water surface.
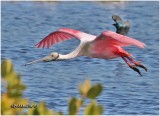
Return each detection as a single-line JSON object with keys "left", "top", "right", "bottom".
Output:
{"left": 2, "top": 1, "right": 159, "bottom": 115}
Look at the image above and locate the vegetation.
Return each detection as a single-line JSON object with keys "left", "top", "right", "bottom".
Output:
{"left": 1, "top": 59, "right": 103, "bottom": 115}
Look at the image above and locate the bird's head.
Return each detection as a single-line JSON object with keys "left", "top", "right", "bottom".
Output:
{"left": 43, "top": 52, "right": 59, "bottom": 62}
{"left": 112, "top": 23, "right": 118, "bottom": 28}
{"left": 25, "top": 52, "right": 59, "bottom": 65}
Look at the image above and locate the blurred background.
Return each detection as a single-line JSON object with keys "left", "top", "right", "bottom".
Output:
{"left": 1, "top": 1, "right": 159, "bottom": 115}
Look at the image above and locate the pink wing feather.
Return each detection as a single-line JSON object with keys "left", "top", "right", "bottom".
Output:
{"left": 92, "top": 31, "right": 146, "bottom": 48}
{"left": 35, "top": 28, "right": 82, "bottom": 48}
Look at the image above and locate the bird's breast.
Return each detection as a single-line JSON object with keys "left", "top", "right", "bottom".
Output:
{"left": 84, "top": 43, "right": 119, "bottom": 59}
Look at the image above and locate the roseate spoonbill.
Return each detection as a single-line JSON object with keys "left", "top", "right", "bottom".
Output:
{"left": 25, "top": 28, "right": 147, "bottom": 76}
{"left": 112, "top": 15, "right": 130, "bottom": 35}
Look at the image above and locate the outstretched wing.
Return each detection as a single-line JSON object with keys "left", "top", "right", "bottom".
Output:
{"left": 112, "top": 15, "right": 122, "bottom": 23}
{"left": 35, "top": 28, "right": 95, "bottom": 48}
{"left": 124, "top": 20, "right": 130, "bottom": 28}
{"left": 123, "top": 20, "right": 130, "bottom": 33}
{"left": 91, "top": 31, "right": 146, "bottom": 48}
{"left": 117, "top": 20, "right": 130, "bottom": 35}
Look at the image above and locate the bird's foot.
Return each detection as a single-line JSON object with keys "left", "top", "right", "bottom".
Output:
{"left": 122, "top": 56, "right": 147, "bottom": 76}
{"left": 132, "top": 61, "right": 147, "bottom": 72}
{"left": 126, "top": 56, "right": 147, "bottom": 72}
{"left": 129, "top": 64, "right": 142, "bottom": 77}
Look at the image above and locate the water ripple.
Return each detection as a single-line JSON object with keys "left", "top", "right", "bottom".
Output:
{"left": 2, "top": 1, "right": 159, "bottom": 115}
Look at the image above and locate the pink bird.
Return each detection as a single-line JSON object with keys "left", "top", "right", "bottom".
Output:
{"left": 25, "top": 28, "right": 147, "bottom": 76}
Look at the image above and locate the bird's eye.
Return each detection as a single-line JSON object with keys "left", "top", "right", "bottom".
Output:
{"left": 51, "top": 55, "right": 54, "bottom": 57}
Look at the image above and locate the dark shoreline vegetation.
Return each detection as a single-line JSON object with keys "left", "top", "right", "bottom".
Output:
{"left": 1, "top": 59, "right": 103, "bottom": 115}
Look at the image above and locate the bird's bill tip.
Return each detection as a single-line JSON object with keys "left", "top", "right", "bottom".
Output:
{"left": 24, "top": 58, "right": 44, "bottom": 66}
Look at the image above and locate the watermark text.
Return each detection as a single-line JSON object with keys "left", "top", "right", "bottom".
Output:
{"left": 11, "top": 104, "right": 37, "bottom": 109}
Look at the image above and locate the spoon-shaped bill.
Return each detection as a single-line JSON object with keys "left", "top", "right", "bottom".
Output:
{"left": 24, "top": 55, "right": 53, "bottom": 66}
{"left": 25, "top": 58, "right": 44, "bottom": 66}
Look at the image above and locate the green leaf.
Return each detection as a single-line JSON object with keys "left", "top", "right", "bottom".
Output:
{"left": 3, "top": 71, "right": 18, "bottom": 85}
{"left": 38, "top": 102, "right": 47, "bottom": 114}
{"left": 36, "top": 102, "right": 54, "bottom": 115}
{"left": 68, "top": 97, "right": 83, "bottom": 115}
{"left": 1, "top": 60, "right": 14, "bottom": 78}
{"left": 79, "top": 80, "right": 91, "bottom": 97}
{"left": 87, "top": 84, "right": 103, "bottom": 99}
{"left": 57, "top": 112, "right": 63, "bottom": 115}
{"left": 84, "top": 101, "right": 103, "bottom": 115}
{"left": 33, "top": 108, "right": 40, "bottom": 115}
{"left": 28, "top": 102, "right": 38, "bottom": 115}
{"left": 68, "top": 98, "right": 77, "bottom": 115}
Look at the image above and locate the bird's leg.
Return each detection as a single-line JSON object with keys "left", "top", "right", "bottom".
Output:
{"left": 113, "top": 46, "right": 145, "bottom": 76}
{"left": 125, "top": 56, "right": 147, "bottom": 72}
{"left": 121, "top": 57, "right": 142, "bottom": 77}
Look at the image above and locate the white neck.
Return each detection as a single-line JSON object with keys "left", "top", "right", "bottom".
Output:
{"left": 56, "top": 42, "right": 86, "bottom": 60}
{"left": 57, "top": 53, "right": 78, "bottom": 60}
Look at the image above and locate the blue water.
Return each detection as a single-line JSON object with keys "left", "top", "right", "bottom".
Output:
{"left": 2, "top": 1, "right": 159, "bottom": 115}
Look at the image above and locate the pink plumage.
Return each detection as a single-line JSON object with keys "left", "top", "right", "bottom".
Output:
{"left": 31, "top": 28, "right": 147, "bottom": 76}
{"left": 35, "top": 28, "right": 82, "bottom": 48}
{"left": 100, "top": 31, "right": 146, "bottom": 48}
